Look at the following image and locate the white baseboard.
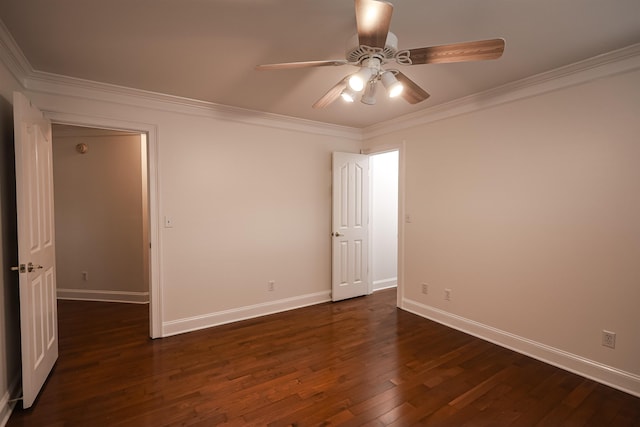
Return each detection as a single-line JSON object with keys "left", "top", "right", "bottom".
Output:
{"left": 372, "top": 278, "right": 397, "bottom": 292}
{"left": 163, "top": 291, "right": 332, "bottom": 337}
{"left": 0, "top": 376, "right": 20, "bottom": 427}
{"left": 57, "top": 288, "right": 149, "bottom": 304}
{"left": 402, "top": 298, "right": 640, "bottom": 398}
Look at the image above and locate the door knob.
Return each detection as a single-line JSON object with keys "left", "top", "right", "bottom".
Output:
{"left": 11, "top": 264, "right": 26, "bottom": 273}
{"left": 332, "top": 232, "right": 343, "bottom": 237}
{"left": 28, "top": 262, "right": 43, "bottom": 272}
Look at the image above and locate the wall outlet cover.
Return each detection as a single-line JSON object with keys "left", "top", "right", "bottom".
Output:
{"left": 602, "top": 330, "right": 616, "bottom": 349}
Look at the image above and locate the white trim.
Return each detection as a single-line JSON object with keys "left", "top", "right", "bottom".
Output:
{"left": 23, "top": 71, "right": 362, "bottom": 141}
{"left": 0, "top": 19, "right": 30, "bottom": 86}
{"left": 2, "top": 14, "right": 639, "bottom": 143}
{"left": 0, "top": 20, "right": 362, "bottom": 141}
{"left": 402, "top": 298, "right": 640, "bottom": 398}
{"left": 367, "top": 154, "right": 374, "bottom": 296}
{"left": 363, "top": 43, "right": 640, "bottom": 139}
{"left": 162, "top": 291, "right": 331, "bottom": 337}
{"left": 396, "top": 141, "right": 407, "bottom": 309}
{"left": 146, "top": 124, "right": 162, "bottom": 339}
{"left": 372, "top": 278, "right": 397, "bottom": 292}
{"left": 0, "top": 376, "right": 20, "bottom": 427}
{"left": 57, "top": 288, "right": 149, "bottom": 304}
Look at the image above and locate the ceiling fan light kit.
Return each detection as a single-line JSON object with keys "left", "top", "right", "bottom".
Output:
{"left": 361, "top": 80, "right": 378, "bottom": 105}
{"left": 347, "top": 56, "right": 403, "bottom": 104}
{"left": 256, "top": 0, "right": 505, "bottom": 109}
{"left": 348, "top": 64, "right": 376, "bottom": 92}
{"left": 381, "top": 71, "right": 403, "bottom": 98}
{"left": 340, "top": 87, "right": 358, "bottom": 103}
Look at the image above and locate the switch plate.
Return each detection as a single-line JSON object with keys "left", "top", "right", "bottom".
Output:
{"left": 164, "top": 216, "right": 174, "bottom": 228}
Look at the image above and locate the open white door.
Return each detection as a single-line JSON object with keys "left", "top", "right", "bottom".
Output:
{"left": 12, "top": 92, "right": 58, "bottom": 408}
{"left": 332, "top": 152, "right": 369, "bottom": 301}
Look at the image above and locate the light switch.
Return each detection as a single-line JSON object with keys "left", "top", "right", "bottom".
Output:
{"left": 164, "top": 216, "right": 174, "bottom": 228}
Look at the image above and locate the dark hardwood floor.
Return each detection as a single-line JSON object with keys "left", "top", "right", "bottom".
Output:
{"left": 7, "top": 289, "right": 640, "bottom": 426}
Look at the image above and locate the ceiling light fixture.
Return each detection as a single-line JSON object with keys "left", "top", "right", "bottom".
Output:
{"left": 340, "top": 87, "right": 357, "bottom": 103}
{"left": 348, "top": 67, "right": 374, "bottom": 92}
{"left": 381, "top": 71, "right": 403, "bottom": 98}
{"left": 360, "top": 79, "right": 377, "bottom": 105}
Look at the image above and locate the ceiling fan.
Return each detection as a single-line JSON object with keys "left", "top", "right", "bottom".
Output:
{"left": 256, "top": 0, "right": 505, "bottom": 108}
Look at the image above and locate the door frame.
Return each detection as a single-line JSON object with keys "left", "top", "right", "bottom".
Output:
{"left": 363, "top": 141, "right": 405, "bottom": 309}
{"left": 44, "top": 111, "right": 162, "bottom": 338}
{"left": 367, "top": 149, "right": 399, "bottom": 294}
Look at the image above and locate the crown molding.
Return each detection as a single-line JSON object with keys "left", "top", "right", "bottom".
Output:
{"left": 2, "top": 15, "right": 638, "bottom": 143}
{"left": 0, "top": 18, "right": 362, "bottom": 141}
{"left": 0, "top": 19, "right": 31, "bottom": 85}
{"left": 23, "top": 71, "right": 363, "bottom": 141}
{"left": 363, "top": 42, "right": 640, "bottom": 140}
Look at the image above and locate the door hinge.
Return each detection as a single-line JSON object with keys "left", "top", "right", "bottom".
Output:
{"left": 10, "top": 264, "right": 26, "bottom": 273}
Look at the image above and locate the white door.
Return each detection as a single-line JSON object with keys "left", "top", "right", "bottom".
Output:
{"left": 332, "top": 152, "right": 369, "bottom": 301}
{"left": 13, "top": 92, "right": 58, "bottom": 409}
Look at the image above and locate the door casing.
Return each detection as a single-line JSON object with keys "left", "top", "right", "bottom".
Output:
{"left": 44, "top": 111, "right": 162, "bottom": 338}
{"left": 363, "top": 142, "right": 405, "bottom": 309}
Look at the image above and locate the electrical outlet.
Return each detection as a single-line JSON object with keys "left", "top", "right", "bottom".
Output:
{"left": 421, "top": 283, "right": 428, "bottom": 295}
{"left": 268, "top": 280, "right": 275, "bottom": 292}
{"left": 602, "top": 330, "right": 616, "bottom": 349}
{"left": 444, "top": 288, "right": 452, "bottom": 301}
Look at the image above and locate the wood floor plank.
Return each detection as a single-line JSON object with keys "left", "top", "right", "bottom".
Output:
{"left": 7, "top": 289, "right": 640, "bottom": 426}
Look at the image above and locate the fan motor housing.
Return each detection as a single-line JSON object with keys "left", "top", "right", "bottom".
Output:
{"left": 346, "top": 32, "right": 399, "bottom": 63}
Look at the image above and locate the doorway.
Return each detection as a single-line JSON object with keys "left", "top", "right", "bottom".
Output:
{"left": 331, "top": 149, "right": 401, "bottom": 302}
{"left": 44, "top": 110, "right": 160, "bottom": 338}
{"left": 51, "top": 124, "right": 151, "bottom": 320}
{"left": 369, "top": 150, "right": 399, "bottom": 294}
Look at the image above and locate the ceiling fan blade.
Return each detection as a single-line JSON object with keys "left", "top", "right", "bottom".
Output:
{"left": 312, "top": 77, "right": 350, "bottom": 109}
{"left": 407, "top": 38, "right": 505, "bottom": 65}
{"left": 355, "top": 0, "right": 393, "bottom": 49}
{"left": 395, "top": 72, "right": 430, "bottom": 104}
{"left": 256, "top": 60, "right": 348, "bottom": 71}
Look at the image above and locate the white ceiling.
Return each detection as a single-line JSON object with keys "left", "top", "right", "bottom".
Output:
{"left": 1, "top": 0, "right": 639, "bottom": 128}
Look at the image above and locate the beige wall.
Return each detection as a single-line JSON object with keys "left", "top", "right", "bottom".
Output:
{"left": 0, "top": 61, "right": 21, "bottom": 424}
{"left": 52, "top": 125, "right": 148, "bottom": 301}
{"left": 26, "top": 90, "right": 362, "bottom": 328}
{"left": 156, "top": 115, "right": 360, "bottom": 321}
{"left": 366, "top": 68, "right": 640, "bottom": 380}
